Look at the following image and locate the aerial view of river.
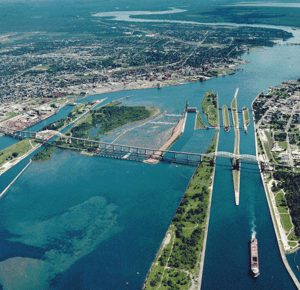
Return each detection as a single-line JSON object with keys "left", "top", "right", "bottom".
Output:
{"left": 1, "top": 13, "right": 300, "bottom": 290}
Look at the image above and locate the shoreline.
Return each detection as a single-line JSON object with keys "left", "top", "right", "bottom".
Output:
{"left": 252, "top": 95, "right": 300, "bottom": 290}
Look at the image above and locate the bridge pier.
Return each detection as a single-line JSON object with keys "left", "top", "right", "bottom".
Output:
{"left": 232, "top": 158, "right": 240, "bottom": 170}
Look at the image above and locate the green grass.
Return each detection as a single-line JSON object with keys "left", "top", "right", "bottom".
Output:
{"left": 288, "top": 242, "right": 297, "bottom": 247}
{"left": 278, "top": 141, "right": 288, "bottom": 150}
{"left": 275, "top": 191, "right": 289, "bottom": 213}
{"left": 0, "top": 139, "right": 34, "bottom": 167}
{"left": 280, "top": 214, "right": 293, "bottom": 232}
{"left": 222, "top": 104, "right": 230, "bottom": 132}
{"left": 195, "top": 112, "right": 207, "bottom": 129}
{"left": 144, "top": 132, "right": 218, "bottom": 289}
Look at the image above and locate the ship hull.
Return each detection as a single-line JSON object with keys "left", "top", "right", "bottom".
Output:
{"left": 250, "top": 238, "right": 260, "bottom": 277}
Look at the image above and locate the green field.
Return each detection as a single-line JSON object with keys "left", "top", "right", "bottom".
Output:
{"left": 201, "top": 91, "right": 219, "bottom": 128}
{"left": 144, "top": 132, "right": 218, "bottom": 290}
{"left": 0, "top": 139, "right": 37, "bottom": 168}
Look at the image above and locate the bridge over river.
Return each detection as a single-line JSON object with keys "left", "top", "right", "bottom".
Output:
{"left": 0, "top": 125, "right": 281, "bottom": 170}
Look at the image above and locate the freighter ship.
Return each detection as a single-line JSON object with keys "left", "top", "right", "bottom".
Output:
{"left": 250, "top": 237, "right": 260, "bottom": 277}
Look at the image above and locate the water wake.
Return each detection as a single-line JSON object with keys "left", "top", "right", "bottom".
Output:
{"left": 250, "top": 204, "right": 257, "bottom": 239}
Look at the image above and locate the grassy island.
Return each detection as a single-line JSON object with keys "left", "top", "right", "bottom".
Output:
{"left": 144, "top": 132, "right": 218, "bottom": 290}
{"left": 222, "top": 104, "right": 230, "bottom": 132}
{"left": 195, "top": 112, "right": 207, "bottom": 129}
{"left": 34, "top": 103, "right": 158, "bottom": 160}
{"left": 201, "top": 91, "right": 219, "bottom": 128}
{"left": 69, "top": 102, "right": 155, "bottom": 139}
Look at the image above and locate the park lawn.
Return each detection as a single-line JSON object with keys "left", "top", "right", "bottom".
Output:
{"left": 280, "top": 214, "right": 293, "bottom": 232}
{"left": 0, "top": 139, "right": 33, "bottom": 167}
{"left": 275, "top": 191, "right": 289, "bottom": 213}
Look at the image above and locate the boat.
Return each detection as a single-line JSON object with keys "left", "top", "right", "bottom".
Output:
{"left": 250, "top": 237, "right": 260, "bottom": 277}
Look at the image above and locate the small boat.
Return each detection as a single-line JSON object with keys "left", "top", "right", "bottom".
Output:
{"left": 250, "top": 237, "right": 260, "bottom": 277}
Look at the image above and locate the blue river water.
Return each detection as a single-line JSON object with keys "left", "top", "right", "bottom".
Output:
{"left": 1, "top": 29, "right": 300, "bottom": 290}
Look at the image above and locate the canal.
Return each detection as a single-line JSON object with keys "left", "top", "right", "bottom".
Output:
{"left": 0, "top": 27, "right": 300, "bottom": 290}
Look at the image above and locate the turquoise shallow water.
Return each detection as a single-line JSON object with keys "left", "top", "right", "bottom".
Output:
{"left": 1, "top": 27, "right": 300, "bottom": 290}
